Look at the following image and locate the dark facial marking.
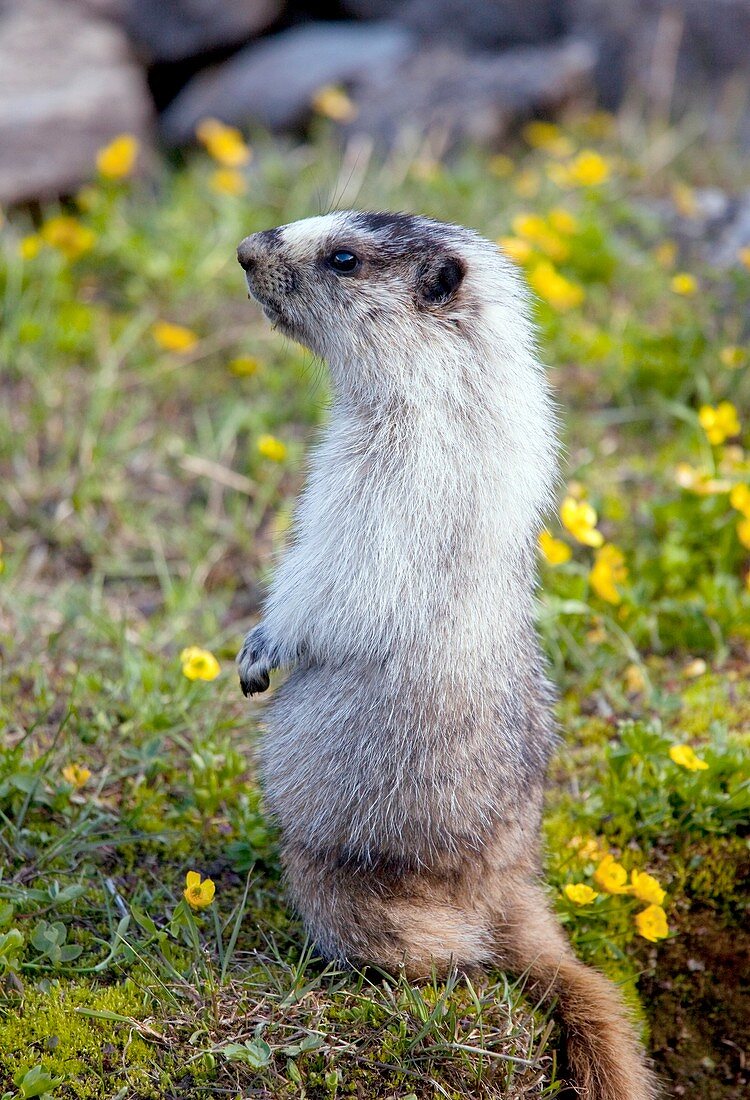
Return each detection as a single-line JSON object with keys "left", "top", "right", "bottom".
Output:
{"left": 255, "top": 227, "right": 282, "bottom": 249}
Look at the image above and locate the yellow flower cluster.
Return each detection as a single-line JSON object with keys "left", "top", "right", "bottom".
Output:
{"left": 20, "top": 216, "right": 97, "bottom": 263}
{"left": 184, "top": 871, "right": 215, "bottom": 909}
{"left": 180, "top": 646, "right": 221, "bottom": 681}
{"left": 152, "top": 321, "right": 199, "bottom": 353}
{"left": 512, "top": 212, "right": 573, "bottom": 263}
{"left": 671, "top": 272, "right": 697, "bottom": 296}
{"left": 634, "top": 904, "right": 669, "bottom": 942}
{"left": 96, "top": 134, "right": 139, "bottom": 179}
{"left": 564, "top": 883, "right": 598, "bottom": 905}
{"left": 529, "top": 260, "right": 584, "bottom": 312}
{"left": 257, "top": 434, "right": 287, "bottom": 462}
{"left": 560, "top": 497, "right": 603, "bottom": 547}
{"left": 196, "top": 118, "right": 251, "bottom": 167}
{"left": 229, "top": 356, "right": 261, "bottom": 377}
{"left": 311, "top": 85, "right": 358, "bottom": 122}
{"left": 522, "top": 121, "right": 574, "bottom": 158}
{"left": 589, "top": 543, "right": 628, "bottom": 604}
{"left": 698, "top": 402, "right": 740, "bottom": 445}
{"left": 62, "top": 763, "right": 92, "bottom": 789}
{"left": 539, "top": 529, "right": 572, "bottom": 565}
{"left": 731, "top": 484, "right": 750, "bottom": 549}
{"left": 564, "top": 852, "right": 669, "bottom": 941}
{"left": 210, "top": 168, "right": 247, "bottom": 196}
{"left": 669, "top": 744, "right": 708, "bottom": 771}
{"left": 593, "top": 853, "right": 630, "bottom": 894}
{"left": 549, "top": 149, "right": 611, "bottom": 188}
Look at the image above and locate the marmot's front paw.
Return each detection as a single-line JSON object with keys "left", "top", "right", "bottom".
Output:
{"left": 237, "top": 626, "right": 274, "bottom": 697}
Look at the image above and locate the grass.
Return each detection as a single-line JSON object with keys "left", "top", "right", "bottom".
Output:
{"left": 1, "top": 112, "right": 749, "bottom": 1098}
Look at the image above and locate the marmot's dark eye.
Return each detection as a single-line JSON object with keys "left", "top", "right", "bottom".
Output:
{"left": 328, "top": 250, "right": 360, "bottom": 274}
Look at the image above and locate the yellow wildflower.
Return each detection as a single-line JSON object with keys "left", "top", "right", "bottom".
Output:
{"left": 739, "top": 246, "right": 750, "bottom": 270}
{"left": 698, "top": 402, "right": 740, "bottom": 445}
{"left": 577, "top": 837, "right": 607, "bottom": 862}
{"left": 184, "top": 871, "right": 216, "bottom": 909}
{"left": 565, "top": 150, "right": 610, "bottom": 187}
{"left": 730, "top": 483, "right": 750, "bottom": 516}
{"left": 522, "top": 121, "right": 574, "bottom": 157}
{"left": 152, "top": 321, "right": 198, "bottom": 353}
{"left": 498, "top": 236, "right": 532, "bottom": 265}
{"left": 548, "top": 208, "right": 578, "bottom": 235}
{"left": 589, "top": 543, "right": 627, "bottom": 604}
{"left": 96, "top": 133, "right": 139, "bottom": 179}
{"left": 654, "top": 240, "right": 677, "bottom": 268}
{"left": 62, "top": 764, "right": 92, "bottom": 789}
{"left": 671, "top": 272, "right": 697, "bottom": 296}
{"left": 196, "top": 118, "right": 251, "bottom": 167}
{"left": 512, "top": 214, "right": 568, "bottom": 262}
{"left": 311, "top": 85, "right": 358, "bottom": 123}
{"left": 564, "top": 883, "right": 599, "bottom": 906}
{"left": 180, "top": 646, "right": 221, "bottom": 682}
{"left": 19, "top": 235, "right": 42, "bottom": 260}
{"left": 539, "top": 529, "right": 572, "bottom": 565}
{"left": 669, "top": 744, "right": 708, "bottom": 771}
{"left": 737, "top": 516, "right": 750, "bottom": 548}
{"left": 625, "top": 663, "right": 645, "bottom": 693}
{"left": 630, "top": 870, "right": 665, "bottom": 906}
{"left": 40, "top": 216, "right": 95, "bottom": 261}
{"left": 720, "top": 345, "right": 746, "bottom": 369}
{"left": 634, "top": 904, "right": 669, "bottom": 942}
{"left": 593, "top": 854, "right": 630, "bottom": 894}
{"left": 210, "top": 168, "right": 247, "bottom": 196}
{"left": 560, "top": 497, "right": 603, "bottom": 547}
{"left": 257, "top": 434, "right": 287, "bottom": 462}
{"left": 229, "top": 356, "right": 261, "bottom": 377}
{"left": 487, "top": 154, "right": 514, "bottom": 178}
{"left": 529, "top": 261, "right": 584, "bottom": 312}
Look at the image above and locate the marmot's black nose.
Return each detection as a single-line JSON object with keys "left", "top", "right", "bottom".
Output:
{"left": 237, "top": 237, "right": 256, "bottom": 271}
{"left": 238, "top": 228, "right": 282, "bottom": 271}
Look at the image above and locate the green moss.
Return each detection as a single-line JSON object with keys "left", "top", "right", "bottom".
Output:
{"left": 0, "top": 980, "right": 156, "bottom": 1098}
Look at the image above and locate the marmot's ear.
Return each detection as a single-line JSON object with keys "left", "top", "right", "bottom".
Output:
{"left": 417, "top": 256, "right": 465, "bottom": 306}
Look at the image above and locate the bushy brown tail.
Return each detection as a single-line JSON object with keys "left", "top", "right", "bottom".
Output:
{"left": 495, "top": 878, "right": 660, "bottom": 1100}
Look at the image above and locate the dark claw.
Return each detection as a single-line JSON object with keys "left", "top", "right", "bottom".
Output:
{"left": 240, "top": 666, "right": 271, "bottom": 698}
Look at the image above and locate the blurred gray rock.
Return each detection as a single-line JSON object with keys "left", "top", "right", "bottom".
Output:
{"left": 571, "top": 1, "right": 750, "bottom": 108}
{"left": 346, "top": 38, "right": 595, "bottom": 149}
{"left": 0, "top": 0, "right": 153, "bottom": 205}
{"left": 401, "top": 0, "right": 568, "bottom": 50}
{"left": 648, "top": 187, "right": 750, "bottom": 267}
{"left": 338, "top": 0, "right": 406, "bottom": 17}
{"left": 121, "top": 0, "right": 282, "bottom": 63}
{"left": 161, "top": 21, "right": 415, "bottom": 143}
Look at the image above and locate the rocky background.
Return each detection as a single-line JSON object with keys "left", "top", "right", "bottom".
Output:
{"left": 1, "top": 0, "right": 750, "bottom": 206}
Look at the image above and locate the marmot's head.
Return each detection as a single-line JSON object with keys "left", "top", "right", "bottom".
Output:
{"left": 238, "top": 211, "right": 532, "bottom": 403}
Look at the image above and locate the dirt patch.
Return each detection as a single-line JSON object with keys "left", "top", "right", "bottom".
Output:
{"left": 644, "top": 908, "right": 749, "bottom": 1098}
